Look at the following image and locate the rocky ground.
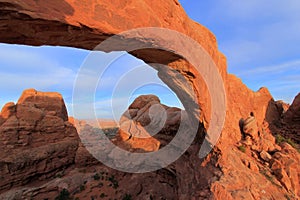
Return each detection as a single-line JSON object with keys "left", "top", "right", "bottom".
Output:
{"left": 0, "top": 89, "right": 299, "bottom": 200}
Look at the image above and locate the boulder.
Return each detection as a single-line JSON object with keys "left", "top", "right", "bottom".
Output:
{"left": 243, "top": 115, "right": 259, "bottom": 141}
{"left": 260, "top": 150, "right": 272, "bottom": 162}
{"left": 270, "top": 143, "right": 300, "bottom": 195}
{"left": 115, "top": 95, "right": 183, "bottom": 152}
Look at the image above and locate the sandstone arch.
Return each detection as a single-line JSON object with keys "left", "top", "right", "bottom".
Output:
{"left": 0, "top": 0, "right": 276, "bottom": 152}
{"left": 1, "top": 1, "right": 298, "bottom": 199}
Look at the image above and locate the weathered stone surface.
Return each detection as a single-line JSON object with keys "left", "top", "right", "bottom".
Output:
{"left": 260, "top": 150, "right": 272, "bottom": 162}
{"left": 18, "top": 88, "right": 68, "bottom": 121}
{"left": 271, "top": 143, "right": 300, "bottom": 196}
{"left": 243, "top": 115, "right": 259, "bottom": 141}
{"left": 115, "top": 95, "right": 183, "bottom": 151}
{"left": 284, "top": 93, "right": 300, "bottom": 123}
{"left": 279, "top": 93, "right": 300, "bottom": 145}
{"left": 0, "top": 1, "right": 299, "bottom": 199}
{"left": 0, "top": 102, "right": 15, "bottom": 119}
{"left": 0, "top": 89, "right": 79, "bottom": 192}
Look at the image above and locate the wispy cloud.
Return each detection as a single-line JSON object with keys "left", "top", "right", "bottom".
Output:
{"left": 237, "top": 60, "right": 300, "bottom": 77}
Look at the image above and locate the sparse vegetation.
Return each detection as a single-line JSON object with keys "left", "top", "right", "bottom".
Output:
{"left": 122, "top": 194, "right": 132, "bottom": 200}
{"left": 100, "top": 193, "right": 108, "bottom": 198}
{"left": 259, "top": 169, "right": 282, "bottom": 187}
{"left": 108, "top": 175, "right": 119, "bottom": 189}
{"left": 238, "top": 145, "right": 246, "bottom": 153}
{"left": 90, "top": 127, "right": 119, "bottom": 139}
{"left": 275, "top": 134, "right": 285, "bottom": 144}
{"left": 79, "top": 184, "right": 85, "bottom": 191}
{"left": 93, "top": 173, "right": 101, "bottom": 180}
{"left": 260, "top": 169, "right": 274, "bottom": 182}
{"left": 284, "top": 194, "right": 291, "bottom": 200}
{"left": 98, "top": 182, "right": 104, "bottom": 187}
{"left": 102, "top": 127, "right": 119, "bottom": 138}
{"left": 55, "top": 189, "right": 71, "bottom": 200}
{"left": 275, "top": 134, "right": 299, "bottom": 151}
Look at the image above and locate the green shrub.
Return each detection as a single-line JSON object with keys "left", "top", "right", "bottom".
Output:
{"left": 55, "top": 189, "right": 71, "bottom": 200}
{"left": 79, "top": 184, "right": 85, "bottom": 191}
{"left": 122, "top": 194, "right": 132, "bottom": 200}
{"left": 275, "top": 134, "right": 285, "bottom": 144}
{"left": 93, "top": 173, "right": 101, "bottom": 180}
{"left": 100, "top": 193, "right": 107, "bottom": 198}
{"left": 108, "top": 175, "right": 119, "bottom": 189}
{"left": 275, "top": 134, "right": 299, "bottom": 151}
{"left": 238, "top": 145, "right": 246, "bottom": 153}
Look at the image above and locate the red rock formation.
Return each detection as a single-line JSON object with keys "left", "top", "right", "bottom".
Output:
{"left": 115, "top": 95, "right": 182, "bottom": 152}
{"left": 284, "top": 93, "right": 300, "bottom": 124}
{"left": 271, "top": 143, "right": 300, "bottom": 194}
{"left": 0, "top": 89, "right": 79, "bottom": 192}
{"left": 273, "top": 93, "right": 300, "bottom": 145}
{"left": 0, "top": 0, "right": 299, "bottom": 199}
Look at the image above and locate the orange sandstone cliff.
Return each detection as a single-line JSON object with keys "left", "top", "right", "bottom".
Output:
{"left": 0, "top": 0, "right": 299, "bottom": 199}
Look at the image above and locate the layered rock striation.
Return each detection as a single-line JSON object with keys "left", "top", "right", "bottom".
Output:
{"left": 0, "top": 89, "right": 79, "bottom": 192}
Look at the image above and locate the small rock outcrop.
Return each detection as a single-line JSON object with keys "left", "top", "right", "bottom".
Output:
{"left": 271, "top": 143, "right": 300, "bottom": 194}
{"left": 0, "top": 89, "right": 79, "bottom": 192}
{"left": 115, "top": 95, "right": 182, "bottom": 152}
{"left": 242, "top": 113, "right": 259, "bottom": 142}
{"left": 284, "top": 93, "right": 300, "bottom": 123}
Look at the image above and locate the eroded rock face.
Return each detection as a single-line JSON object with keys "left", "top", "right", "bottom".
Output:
{"left": 0, "top": 0, "right": 226, "bottom": 131}
{"left": 275, "top": 93, "right": 300, "bottom": 145}
{"left": 0, "top": 0, "right": 281, "bottom": 149}
{"left": 115, "top": 95, "right": 183, "bottom": 152}
{"left": 0, "top": 0, "right": 299, "bottom": 199}
{"left": 271, "top": 143, "right": 300, "bottom": 195}
{"left": 284, "top": 93, "right": 300, "bottom": 124}
{"left": 0, "top": 89, "right": 79, "bottom": 192}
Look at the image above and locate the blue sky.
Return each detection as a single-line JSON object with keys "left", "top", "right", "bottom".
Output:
{"left": 0, "top": 1, "right": 299, "bottom": 119}
{"left": 179, "top": 0, "right": 300, "bottom": 102}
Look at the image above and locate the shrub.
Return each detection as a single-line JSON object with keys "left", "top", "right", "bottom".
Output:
{"left": 79, "top": 184, "right": 85, "bottom": 191}
{"left": 55, "top": 189, "right": 71, "bottom": 200}
{"left": 275, "top": 134, "right": 285, "bottom": 144}
{"left": 238, "top": 145, "right": 246, "bottom": 153}
{"left": 100, "top": 193, "right": 108, "bottom": 198}
{"left": 275, "top": 134, "right": 299, "bottom": 151}
{"left": 93, "top": 173, "right": 101, "bottom": 180}
{"left": 108, "top": 175, "right": 119, "bottom": 189}
{"left": 122, "top": 194, "right": 132, "bottom": 200}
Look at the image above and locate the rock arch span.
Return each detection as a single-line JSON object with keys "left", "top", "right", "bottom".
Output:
{"left": 1, "top": 1, "right": 296, "bottom": 199}
{"left": 0, "top": 0, "right": 276, "bottom": 152}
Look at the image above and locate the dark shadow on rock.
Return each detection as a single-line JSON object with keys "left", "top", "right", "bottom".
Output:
{"left": 265, "top": 95, "right": 300, "bottom": 145}
{"left": 239, "top": 118, "right": 245, "bottom": 139}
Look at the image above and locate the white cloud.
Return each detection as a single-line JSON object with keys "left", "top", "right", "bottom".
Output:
{"left": 237, "top": 60, "right": 300, "bottom": 77}
{"left": 0, "top": 44, "right": 184, "bottom": 119}
{"left": 207, "top": 1, "right": 300, "bottom": 72}
{"left": 0, "top": 44, "right": 77, "bottom": 91}
{"left": 217, "top": 0, "right": 300, "bottom": 20}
